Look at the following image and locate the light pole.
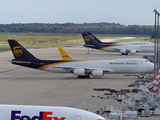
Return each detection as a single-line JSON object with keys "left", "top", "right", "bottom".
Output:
{"left": 153, "top": 9, "right": 160, "bottom": 78}
{"left": 153, "top": 9, "right": 160, "bottom": 98}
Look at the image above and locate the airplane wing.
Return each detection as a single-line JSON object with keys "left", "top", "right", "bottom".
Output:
{"left": 126, "top": 48, "right": 141, "bottom": 52}
{"left": 11, "top": 60, "right": 31, "bottom": 64}
{"left": 52, "top": 66, "right": 114, "bottom": 73}
{"left": 113, "top": 48, "right": 140, "bottom": 52}
{"left": 113, "top": 48, "right": 141, "bottom": 54}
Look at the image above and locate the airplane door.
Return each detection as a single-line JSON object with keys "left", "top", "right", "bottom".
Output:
{"left": 74, "top": 116, "right": 81, "bottom": 120}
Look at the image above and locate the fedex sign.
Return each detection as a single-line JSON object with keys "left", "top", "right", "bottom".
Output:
{"left": 11, "top": 110, "right": 66, "bottom": 120}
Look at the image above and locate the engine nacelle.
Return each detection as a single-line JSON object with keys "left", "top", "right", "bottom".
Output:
{"left": 119, "top": 49, "right": 126, "bottom": 53}
{"left": 129, "top": 50, "right": 136, "bottom": 54}
{"left": 72, "top": 68, "right": 85, "bottom": 75}
{"left": 91, "top": 70, "right": 103, "bottom": 77}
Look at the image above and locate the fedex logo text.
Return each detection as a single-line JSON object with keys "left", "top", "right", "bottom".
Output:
{"left": 11, "top": 110, "right": 66, "bottom": 120}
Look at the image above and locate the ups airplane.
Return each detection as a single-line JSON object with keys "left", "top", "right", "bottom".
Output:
{"left": 0, "top": 104, "right": 105, "bottom": 120}
{"left": 82, "top": 32, "right": 154, "bottom": 55}
{"left": 8, "top": 40, "right": 153, "bottom": 79}
{"left": 86, "top": 32, "right": 152, "bottom": 45}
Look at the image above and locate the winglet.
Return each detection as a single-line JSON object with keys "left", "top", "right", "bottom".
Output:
{"left": 58, "top": 48, "right": 73, "bottom": 60}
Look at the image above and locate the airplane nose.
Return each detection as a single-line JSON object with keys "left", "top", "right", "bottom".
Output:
{"left": 149, "top": 63, "right": 154, "bottom": 71}
{"left": 146, "top": 62, "right": 153, "bottom": 71}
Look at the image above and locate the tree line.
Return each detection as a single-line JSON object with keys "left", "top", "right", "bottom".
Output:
{"left": 0, "top": 22, "right": 154, "bottom": 35}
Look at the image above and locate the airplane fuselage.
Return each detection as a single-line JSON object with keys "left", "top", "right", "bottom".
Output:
{"left": 85, "top": 43, "right": 155, "bottom": 53}
{"left": 101, "top": 44, "right": 154, "bottom": 52}
{"left": 11, "top": 58, "right": 154, "bottom": 74}
{"left": 0, "top": 104, "right": 105, "bottom": 120}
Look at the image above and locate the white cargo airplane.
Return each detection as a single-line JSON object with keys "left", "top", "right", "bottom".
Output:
{"left": 8, "top": 40, "right": 154, "bottom": 79}
{"left": 0, "top": 104, "right": 105, "bottom": 120}
{"left": 82, "top": 32, "right": 154, "bottom": 55}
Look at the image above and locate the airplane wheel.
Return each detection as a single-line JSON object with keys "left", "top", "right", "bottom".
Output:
{"left": 121, "top": 53, "right": 128, "bottom": 55}
{"left": 77, "top": 75, "right": 83, "bottom": 78}
{"left": 121, "top": 53, "right": 126, "bottom": 55}
{"left": 86, "top": 75, "right": 90, "bottom": 78}
{"left": 77, "top": 75, "right": 90, "bottom": 79}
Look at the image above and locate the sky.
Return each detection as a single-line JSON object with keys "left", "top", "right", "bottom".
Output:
{"left": 0, "top": 0, "right": 160, "bottom": 25}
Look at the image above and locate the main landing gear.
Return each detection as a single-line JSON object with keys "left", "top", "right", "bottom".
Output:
{"left": 77, "top": 74, "right": 90, "bottom": 79}
{"left": 121, "top": 53, "right": 129, "bottom": 55}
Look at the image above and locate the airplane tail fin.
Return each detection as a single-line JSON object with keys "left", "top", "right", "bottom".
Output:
{"left": 8, "top": 40, "right": 38, "bottom": 61}
{"left": 86, "top": 32, "right": 103, "bottom": 44}
{"left": 58, "top": 48, "right": 73, "bottom": 60}
{"left": 82, "top": 32, "right": 99, "bottom": 46}
{"left": 86, "top": 32, "right": 116, "bottom": 44}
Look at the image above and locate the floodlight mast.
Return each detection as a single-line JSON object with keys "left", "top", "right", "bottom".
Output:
{"left": 153, "top": 9, "right": 160, "bottom": 98}
{"left": 154, "top": 9, "right": 159, "bottom": 14}
{"left": 153, "top": 9, "right": 157, "bottom": 99}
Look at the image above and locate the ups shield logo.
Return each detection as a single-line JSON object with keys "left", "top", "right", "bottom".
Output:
{"left": 13, "top": 46, "right": 23, "bottom": 57}
{"left": 84, "top": 36, "right": 90, "bottom": 43}
{"left": 89, "top": 35, "right": 94, "bottom": 40}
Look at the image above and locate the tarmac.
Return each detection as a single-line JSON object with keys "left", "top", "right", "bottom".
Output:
{"left": 0, "top": 45, "right": 158, "bottom": 120}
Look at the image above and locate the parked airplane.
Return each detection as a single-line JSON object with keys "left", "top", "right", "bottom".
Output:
{"left": 8, "top": 40, "right": 153, "bottom": 79}
{"left": 0, "top": 104, "right": 105, "bottom": 120}
{"left": 58, "top": 48, "right": 153, "bottom": 79}
{"left": 82, "top": 32, "right": 154, "bottom": 55}
{"left": 86, "top": 32, "right": 152, "bottom": 45}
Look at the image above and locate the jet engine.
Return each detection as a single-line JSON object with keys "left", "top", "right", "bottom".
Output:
{"left": 91, "top": 70, "right": 103, "bottom": 77}
{"left": 119, "top": 49, "right": 126, "bottom": 53}
{"left": 72, "top": 68, "right": 85, "bottom": 75}
{"left": 129, "top": 50, "right": 136, "bottom": 54}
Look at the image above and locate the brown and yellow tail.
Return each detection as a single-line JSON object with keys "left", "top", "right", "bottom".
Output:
{"left": 8, "top": 40, "right": 38, "bottom": 61}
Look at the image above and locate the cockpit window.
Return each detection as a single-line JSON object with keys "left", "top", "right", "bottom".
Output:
{"left": 145, "top": 60, "right": 148, "bottom": 62}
